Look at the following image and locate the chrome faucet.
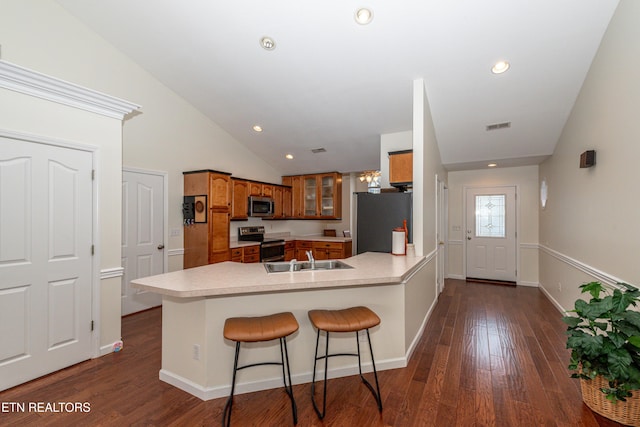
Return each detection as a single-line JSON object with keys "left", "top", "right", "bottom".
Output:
{"left": 305, "top": 250, "right": 315, "bottom": 269}
{"left": 289, "top": 258, "right": 297, "bottom": 272}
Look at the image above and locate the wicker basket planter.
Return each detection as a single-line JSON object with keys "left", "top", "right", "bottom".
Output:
{"left": 581, "top": 375, "right": 640, "bottom": 426}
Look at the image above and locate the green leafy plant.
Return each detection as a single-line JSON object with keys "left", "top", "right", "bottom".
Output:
{"left": 563, "top": 281, "right": 640, "bottom": 402}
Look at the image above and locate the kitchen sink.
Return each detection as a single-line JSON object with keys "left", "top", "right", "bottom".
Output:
{"left": 264, "top": 260, "right": 353, "bottom": 273}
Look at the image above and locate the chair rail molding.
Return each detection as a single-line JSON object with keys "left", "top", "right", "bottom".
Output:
{"left": 539, "top": 244, "right": 626, "bottom": 288}
{"left": 0, "top": 60, "right": 140, "bottom": 120}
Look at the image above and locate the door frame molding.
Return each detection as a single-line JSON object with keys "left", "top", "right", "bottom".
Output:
{"left": 462, "top": 184, "right": 520, "bottom": 283}
{"left": 0, "top": 128, "right": 101, "bottom": 357}
{"left": 122, "top": 166, "right": 169, "bottom": 274}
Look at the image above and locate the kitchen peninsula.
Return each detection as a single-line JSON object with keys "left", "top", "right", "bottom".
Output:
{"left": 131, "top": 252, "right": 435, "bottom": 401}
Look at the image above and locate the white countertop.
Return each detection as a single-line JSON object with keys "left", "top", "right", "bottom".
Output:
{"left": 131, "top": 252, "right": 425, "bottom": 298}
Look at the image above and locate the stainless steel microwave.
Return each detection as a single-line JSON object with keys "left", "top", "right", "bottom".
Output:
{"left": 248, "top": 196, "right": 274, "bottom": 217}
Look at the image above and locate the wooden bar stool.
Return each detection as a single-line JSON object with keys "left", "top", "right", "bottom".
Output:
{"left": 308, "top": 306, "right": 382, "bottom": 419}
{"left": 222, "top": 312, "right": 299, "bottom": 426}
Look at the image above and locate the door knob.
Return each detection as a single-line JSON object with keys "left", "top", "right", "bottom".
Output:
{"left": 467, "top": 237, "right": 471, "bottom": 240}
{"left": 157, "top": 244, "right": 165, "bottom": 250}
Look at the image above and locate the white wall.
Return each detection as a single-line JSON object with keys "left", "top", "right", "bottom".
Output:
{"left": 447, "top": 166, "right": 539, "bottom": 285}
{"left": 0, "top": 79, "right": 126, "bottom": 352}
{"left": 539, "top": 0, "right": 640, "bottom": 310}
{"left": 413, "top": 79, "right": 447, "bottom": 258}
{"left": 0, "top": 0, "right": 322, "bottom": 348}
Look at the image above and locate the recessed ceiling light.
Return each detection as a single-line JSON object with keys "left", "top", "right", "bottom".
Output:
{"left": 488, "top": 163, "right": 497, "bottom": 168}
{"left": 260, "top": 36, "right": 276, "bottom": 51}
{"left": 491, "top": 60, "right": 510, "bottom": 74}
{"left": 355, "top": 8, "right": 373, "bottom": 25}
{"left": 252, "top": 125, "right": 263, "bottom": 132}
{"left": 285, "top": 154, "right": 294, "bottom": 160}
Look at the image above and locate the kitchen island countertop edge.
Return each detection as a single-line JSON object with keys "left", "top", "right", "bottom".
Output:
{"left": 131, "top": 252, "right": 425, "bottom": 298}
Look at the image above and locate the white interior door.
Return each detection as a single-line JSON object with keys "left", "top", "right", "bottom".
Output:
{"left": 465, "top": 186, "right": 516, "bottom": 282}
{"left": 121, "top": 170, "right": 164, "bottom": 316}
{"left": 436, "top": 177, "right": 447, "bottom": 294}
{"left": 0, "top": 136, "right": 93, "bottom": 391}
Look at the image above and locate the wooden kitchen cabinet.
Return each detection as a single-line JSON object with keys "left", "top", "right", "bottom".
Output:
{"left": 389, "top": 149, "right": 413, "bottom": 186}
{"left": 272, "top": 185, "right": 283, "bottom": 218}
{"left": 230, "top": 245, "right": 260, "bottom": 263}
{"left": 295, "top": 240, "right": 313, "bottom": 261}
{"left": 282, "top": 176, "right": 302, "bottom": 218}
{"left": 231, "top": 179, "right": 249, "bottom": 220}
{"left": 242, "top": 245, "right": 260, "bottom": 263}
{"left": 284, "top": 172, "right": 341, "bottom": 219}
{"left": 293, "top": 239, "right": 351, "bottom": 260}
{"left": 284, "top": 241, "right": 295, "bottom": 261}
{"left": 183, "top": 170, "right": 231, "bottom": 268}
{"left": 249, "top": 182, "right": 273, "bottom": 197}
{"left": 312, "top": 241, "right": 352, "bottom": 260}
{"left": 230, "top": 247, "right": 242, "bottom": 262}
{"left": 283, "top": 186, "right": 292, "bottom": 218}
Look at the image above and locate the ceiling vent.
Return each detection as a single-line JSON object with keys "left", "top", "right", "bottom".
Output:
{"left": 311, "top": 148, "right": 327, "bottom": 153}
{"left": 486, "top": 121, "right": 511, "bottom": 131}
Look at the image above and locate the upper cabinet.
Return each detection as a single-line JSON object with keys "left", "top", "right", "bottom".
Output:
{"left": 389, "top": 149, "right": 413, "bottom": 187}
{"left": 249, "top": 182, "right": 274, "bottom": 197}
{"left": 231, "top": 179, "right": 249, "bottom": 220}
{"left": 284, "top": 172, "right": 341, "bottom": 219}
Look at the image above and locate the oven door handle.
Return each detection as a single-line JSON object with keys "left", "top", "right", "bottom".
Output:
{"left": 261, "top": 241, "right": 285, "bottom": 249}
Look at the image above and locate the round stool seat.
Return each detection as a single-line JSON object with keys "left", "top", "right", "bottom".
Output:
{"left": 308, "top": 306, "right": 380, "bottom": 333}
{"left": 224, "top": 312, "right": 299, "bottom": 343}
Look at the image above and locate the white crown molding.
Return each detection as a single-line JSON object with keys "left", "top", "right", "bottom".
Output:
{"left": 0, "top": 60, "right": 140, "bottom": 120}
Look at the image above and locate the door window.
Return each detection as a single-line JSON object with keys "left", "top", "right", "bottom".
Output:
{"left": 475, "top": 194, "right": 506, "bottom": 238}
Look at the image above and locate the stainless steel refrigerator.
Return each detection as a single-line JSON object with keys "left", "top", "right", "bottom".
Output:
{"left": 355, "top": 192, "right": 412, "bottom": 254}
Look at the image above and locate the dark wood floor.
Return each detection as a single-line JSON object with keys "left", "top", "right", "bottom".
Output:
{"left": 0, "top": 279, "right": 625, "bottom": 426}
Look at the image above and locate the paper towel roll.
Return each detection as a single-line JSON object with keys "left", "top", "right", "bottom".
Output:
{"left": 392, "top": 229, "right": 406, "bottom": 255}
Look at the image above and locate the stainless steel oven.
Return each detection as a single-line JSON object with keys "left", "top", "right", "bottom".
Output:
{"left": 238, "top": 226, "right": 285, "bottom": 262}
{"left": 260, "top": 239, "right": 285, "bottom": 262}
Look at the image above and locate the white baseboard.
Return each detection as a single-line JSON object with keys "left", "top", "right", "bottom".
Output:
{"left": 99, "top": 340, "right": 123, "bottom": 356}
{"left": 405, "top": 296, "right": 438, "bottom": 361}
{"left": 447, "top": 274, "right": 465, "bottom": 280}
{"left": 160, "top": 356, "right": 407, "bottom": 401}
{"left": 517, "top": 281, "right": 539, "bottom": 288}
{"left": 537, "top": 283, "right": 568, "bottom": 315}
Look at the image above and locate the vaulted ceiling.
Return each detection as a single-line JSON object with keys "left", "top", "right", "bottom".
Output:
{"left": 57, "top": 0, "right": 619, "bottom": 174}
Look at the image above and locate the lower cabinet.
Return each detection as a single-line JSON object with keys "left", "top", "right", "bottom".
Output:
{"left": 295, "top": 240, "right": 351, "bottom": 260}
{"left": 238, "top": 240, "right": 352, "bottom": 263}
{"left": 230, "top": 247, "right": 242, "bottom": 262}
{"left": 313, "top": 241, "right": 352, "bottom": 260}
{"left": 243, "top": 245, "right": 260, "bottom": 263}
{"left": 295, "top": 240, "right": 313, "bottom": 261}
{"left": 284, "top": 241, "right": 295, "bottom": 261}
{"left": 230, "top": 245, "right": 260, "bottom": 263}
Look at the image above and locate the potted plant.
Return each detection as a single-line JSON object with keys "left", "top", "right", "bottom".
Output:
{"left": 563, "top": 281, "right": 640, "bottom": 425}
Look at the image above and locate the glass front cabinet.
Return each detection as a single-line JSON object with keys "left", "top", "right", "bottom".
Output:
{"left": 287, "top": 172, "right": 342, "bottom": 219}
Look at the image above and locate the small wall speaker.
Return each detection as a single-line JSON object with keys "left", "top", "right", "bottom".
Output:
{"left": 580, "top": 150, "right": 596, "bottom": 168}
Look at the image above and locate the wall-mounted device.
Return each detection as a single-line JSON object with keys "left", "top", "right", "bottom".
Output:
{"left": 580, "top": 150, "right": 596, "bottom": 168}
{"left": 183, "top": 195, "right": 207, "bottom": 225}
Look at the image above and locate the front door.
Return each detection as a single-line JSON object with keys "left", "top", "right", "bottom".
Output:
{"left": 465, "top": 186, "right": 516, "bottom": 282}
{"left": 0, "top": 136, "right": 93, "bottom": 391}
{"left": 121, "top": 169, "right": 164, "bottom": 316}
